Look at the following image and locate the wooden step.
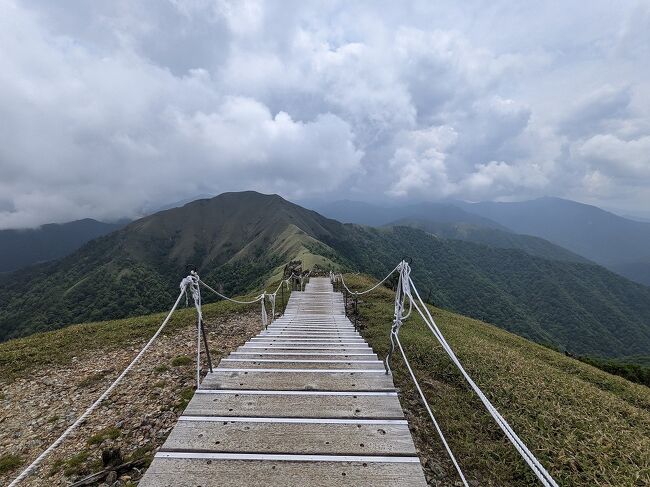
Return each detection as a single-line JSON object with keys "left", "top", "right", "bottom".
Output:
{"left": 139, "top": 455, "right": 427, "bottom": 487}
{"left": 184, "top": 390, "right": 404, "bottom": 419}
{"left": 200, "top": 370, "right": 396, "bottom": 391}
{"left": 218, "top": 359, "right": 386, "bottom": 370}
{"left": 160, "top": 417, "right": 416, "bottom": 455}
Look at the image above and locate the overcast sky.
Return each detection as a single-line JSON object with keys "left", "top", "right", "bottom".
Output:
{"left": 1, "top": 0, "right": 649, "bottom": 228}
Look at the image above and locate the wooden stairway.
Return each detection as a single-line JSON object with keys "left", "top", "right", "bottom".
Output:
{"left": 139, "top": 277, "right": 427, "bottom": 486}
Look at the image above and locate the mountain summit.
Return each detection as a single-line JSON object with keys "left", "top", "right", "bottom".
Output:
{"left": 1, "top": 191, "right": 650, "bottom": 363}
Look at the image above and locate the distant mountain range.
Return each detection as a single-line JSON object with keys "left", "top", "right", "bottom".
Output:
{"left": 456, "top": 197, "right": 650, "bottom": 286}
{"left": 0, "top": 219, "right": 127, "bottom": 273}
{"left": 1, "top": 192, "right": 649, "bottom": 364}
{"left": 315, "top": 198, "right": 650, "bottom": 286}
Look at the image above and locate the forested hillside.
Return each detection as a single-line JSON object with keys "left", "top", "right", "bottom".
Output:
{"left": 2, "top": 192, "right": 649, "bottom": 363}
{"left": 387, "top": 218, "right": 588, "bottom": 263}
{"left": 458, "top": 197, "right": 650, "bottom": 286}
{"left": 323, "top": 225, "right": 650, "bottom": 358}
{"left": 0, "top": 219, "right": 126, "bottom": 273}
{"left": 0, "top": 192, "right": 339, "bottom": 341}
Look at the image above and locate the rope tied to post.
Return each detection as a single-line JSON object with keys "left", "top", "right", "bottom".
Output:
{"left": 260, "top": 292, "right": 268, "bottom": 329}
{"left": 385, "top": 261, "right": 412, "bottom": 375}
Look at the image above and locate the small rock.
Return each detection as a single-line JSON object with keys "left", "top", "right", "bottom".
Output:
{"left": 106, "top": 471, "right": 118, "bottom": 483}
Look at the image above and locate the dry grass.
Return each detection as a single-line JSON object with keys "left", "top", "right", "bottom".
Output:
{"left": 344, "top": 273, "right": 650, "bottom": 486}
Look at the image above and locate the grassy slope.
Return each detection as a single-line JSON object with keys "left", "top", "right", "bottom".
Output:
{"left": 343, "top": 274, "right": 650, "bottom": 487}
{"left": 0, "top": 280, "right": 290, "bottom": 385}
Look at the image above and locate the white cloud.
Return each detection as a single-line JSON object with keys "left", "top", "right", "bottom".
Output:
{"left": 388, "top": 125, "right": 458, "bottom": 197}
{"left": 575, "top": 134, "right": 650, "bottom": 180}
{"left": 1, "top": 0, "right": 650, "bottom": 227}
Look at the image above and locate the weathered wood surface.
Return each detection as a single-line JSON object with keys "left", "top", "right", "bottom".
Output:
{"left": 218, "top": 359, "right": 386, "bottom": 369}
{"left": 141, "top": 457, "right": 428, "bottom": 487}
{"left": 200, "top": 370, "right": 396, "bottom": 391}
{"left": 184, "top": 392, "right": 404, "bottom": 418}
{"left": 162, "top": 420, "right": 416, "bottom": 455}
{"left": 228, "top": 352, "right": 380, "bottom": 360}
{"left": 139, "top": 277, "right": 427, "bottom": 486}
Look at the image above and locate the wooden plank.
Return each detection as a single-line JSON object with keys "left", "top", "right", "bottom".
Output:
{"left": 228, "top": 354, "right": 379, "bottom": 361}
{"left": 139, "top": 457, "right": 428, "bottom": 487}
{"left": 184, "top": 391, "right": 404, "bottom": 419}
{"left": 218, "top": 360, "right": 385, "bottom": 370}
{"left": 237, "top": 346, "right": 374, "bottom": 352}
{"left": 160, "top": 419, "right": 416, "bottom": 455}
{"left": 200, "top": 370, "right": 396, "bottom": 391}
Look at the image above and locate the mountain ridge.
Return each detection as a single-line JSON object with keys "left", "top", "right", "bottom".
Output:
{"left": 457, "top": 197, "right": 650, "bottom": 285}
{"left": 0, "top": 218, "right": 127, "bottom": 273}
{"left": 1, "top": 191, "right": 649, "bottom": 363}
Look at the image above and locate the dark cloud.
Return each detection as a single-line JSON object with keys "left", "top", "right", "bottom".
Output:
{"left": 1, "top": 0, "right": 649, "bottom": 227}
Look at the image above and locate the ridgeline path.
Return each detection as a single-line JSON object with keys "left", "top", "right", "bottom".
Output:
{"left": 139, "top": 277, "right": 427, "bottom": 486}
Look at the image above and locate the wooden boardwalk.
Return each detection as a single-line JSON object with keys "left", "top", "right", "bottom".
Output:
{"left": 140, "top": 277, "right": 427, "bottom": 486}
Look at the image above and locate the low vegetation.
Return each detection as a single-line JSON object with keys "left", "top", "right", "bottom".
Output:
{"left": 87, "top": 427, "right": 121, "bottom": 446}
{"left": 0, "top": 296, "right": 252, "bottom": 384}
{"left": 575, "top": 355, "right": 650, "bottom": 387}
{"left": 170, "top": 355, "right": 192, "bottom": 366}
{"left": 344, "top": 273, "right": 650, "bottom": 486}
{"left": 0, "top": 454, "right": 22, "bottom": 474}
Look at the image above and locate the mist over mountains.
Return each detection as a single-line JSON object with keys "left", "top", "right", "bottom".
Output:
{"left": 314, "top": 197, "right": 650, "bottom": 286}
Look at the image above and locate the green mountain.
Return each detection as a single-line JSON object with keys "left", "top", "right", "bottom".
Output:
{"left": 0, "top": 218, "right": 127, "bottom": 273}
{"left": 322, "top": 225, "right": 650, "bottom": 358}
{"left": 386, "top": 218, "right": 588, "bottom": 263}
{"left": 456, "top": 197, "right": 650, "bottom": 286}
{"left": 1, "top": 192, "right": 650, "bottom": 362}
{"left": 0, "top": 192, "right": 341, "bottom": 340}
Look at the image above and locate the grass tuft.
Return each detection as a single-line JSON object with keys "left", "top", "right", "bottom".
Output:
{"left": 87, "top": 426, "right": 121, "bottom": 445}
{"left": 170, "top": 355, "right": 192, "bottom": 367}
{"left": 0, "top": 454, "right": 22, "bottom": 474}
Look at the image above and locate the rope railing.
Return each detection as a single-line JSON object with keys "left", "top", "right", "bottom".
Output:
{"left": 8, "top": 275, "right": 195, "bottom": 487}
{"left": 8, "top": 268, "right": 299, "bottom": 486}
{"left": 332, "top": 262, "right": 558, "bottom": 487}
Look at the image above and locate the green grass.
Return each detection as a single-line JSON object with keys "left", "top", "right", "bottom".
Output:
{"left": 87, "top": 426, "right": 121, "bottom": 445}
{"left": 344, "top": 273, "right": 650, "bottom": 487}
{"left": 170, "top": 355, "right": 192, "bottom": 366}
{"left": 0, "top": 454, "right": 22, "bottom": 474}
{"left": 175, "top": 386, "right": 195, "bottom": 411}
{"left": 50, "top": 450, "right": 101, "bottom": 477}
{"left": 0, "top": 298, "right": 252, "bottom": 384}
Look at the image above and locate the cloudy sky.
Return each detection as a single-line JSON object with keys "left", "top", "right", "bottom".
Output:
{"left": 1, "top": 0, "right": 649, "bottom": 228}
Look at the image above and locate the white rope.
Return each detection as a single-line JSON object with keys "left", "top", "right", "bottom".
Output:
{"left": 396, "top": 336, "right": 469, "bottom": 485}
{"left": 268, "top": 293, "right": 276, "bottom": 322}
{"left": 8, "top": 278, "right": 191, "bottom": 487}
{"left": 198, "top": 275, "right": 295, "bottom": 331}
{"left": 406, "top": 278, "right": 558, "bottom": 487}
{"left": 185, "top": 271, "right": 204, "bottom": 388}
{"left": 337, "top": 263, "right": 401, "bottom": 296}
{"left": 198, "top": 278, "right": 265, "bottom": 304}
{"left": 386, "top": 263, "right": 468, "bottom": 485}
